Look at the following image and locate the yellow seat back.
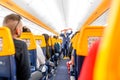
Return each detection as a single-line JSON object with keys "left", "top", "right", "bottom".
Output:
{"left": 72, "top": 32, "right": 80, "bottom": 50}
{"left": 0, "top": 27, "right": 15, "bottom": 56}
{"left": 76, "top": 26, "right": 104, "bottom": 56}
{"left": 51, "top": 38, "right": 56, "bottom": 46}
{"left": 94, "top": 0, "right": 120, "bottom": 80}
{"left": 20, "top": 32, "right": 36, "bottom": 50}
{"left": 48, "top": 37, "right": 52, "bottom": 46}
{"left": 59, "top": 39, "right": 62, "bottom": 44}
{"left": 34, "top": 35, "right": 46, "bottom": 47}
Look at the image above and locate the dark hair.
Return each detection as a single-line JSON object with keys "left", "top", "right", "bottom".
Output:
{"left": 42, "top": 34, "right": 49, "bottom": 44}
{"left": 53, "top": 35, "right": 58, "bottom": 39}
{"left": 22, "top": 26, "right": 31, "bottom": 32}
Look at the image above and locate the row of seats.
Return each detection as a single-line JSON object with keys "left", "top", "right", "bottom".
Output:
{"left": 67, "top": 0, "right": 120, "bottom": 80}
{"left": 67, "top": 26, "right": 104, "bottom": 80}
{"left": 20, "top": 32, "right": 62, "bottom": 79}
{"left": 0, "top": 0, "right": 119, "bottom": 80}
{"left": 0, "top": 27, "right": 62, "bottom": 80}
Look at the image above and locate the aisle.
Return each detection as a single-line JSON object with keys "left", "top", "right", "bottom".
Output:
{"left": 54, "top": 59, "right": 69, "bottom": 80}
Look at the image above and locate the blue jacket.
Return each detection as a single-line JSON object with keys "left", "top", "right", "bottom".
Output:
{"left": 60, "top": 31, "right": 73, "bottom": 49}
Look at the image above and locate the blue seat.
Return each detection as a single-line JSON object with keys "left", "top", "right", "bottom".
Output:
{"left": 29, "top": 50, "right": 37, "bottom": 72}
{"left": 0, "top": 27, "right": 16, "bottom": 80}
{"left": 20, "top": 33, "right": 37, "bottom": 72}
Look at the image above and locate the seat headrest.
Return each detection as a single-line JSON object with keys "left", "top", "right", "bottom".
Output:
{"left": 59, "top": 39, "right": 62, "bottom": 43}
{"left": 34, "top": 35, "right": 46, "bottom": 47}
{"left": 0, "top": 27, "right": 15, "bottom": 56}
{"left": 20, "top": 32, "right": 36, "bottom": 50}
{"left": 76, "top": 26, "right": 104, "bottom": 56}
{"left": 51, "top": 38, "right": 56, "bottom": 46}
{"left": 71, "top": 32, "right": 80, "bottom": 50}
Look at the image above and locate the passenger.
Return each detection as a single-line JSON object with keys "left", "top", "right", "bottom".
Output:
{"left": 22, "top": 26, "right": 46, "bottom": 80}
{"left": 22, "top": 26, "right": 46, "bottom": 68}
{"left": 48, "top": 36, "right": 53, "bottom": 58}
{"left": 42, "top": 34, "right": 55, "bottom": 75}
{"left": 36, "top": 41, "right": 46, "bottom": 67}
{"left": 53, "top": 36, "right": 61, "bottom": 60}
{"left": 22, "top": 26, "right": 31, "bottom": 32}
{"left": 23, "top": 27, "right": 55, "bottom": 79}
{"left": 60, "top": 29, "right": 73, "bottom": 57}
{"left": 54, "top": 36, "right": 61, "bottom": 54}
{"left": 66, "top": 31, "right": 79, "bottom": 77}
{"left": 23, "top": 26, "right": 46, "bottom": 65}
{"left": 42, "top": 34, "right": 51, "bottom": 60}
{"left": 66, "top": 49, "right": 75, "bottom": 74}
{"left": 41, "top": 34, "right": 55, "bottom": 68}
{"left": 3, "top": 14, "right": 31, "bottom": 80}
{"left": 50, "top": 36, "right": 60, "bottom": 67}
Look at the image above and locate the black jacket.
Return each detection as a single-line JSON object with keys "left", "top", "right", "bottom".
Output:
{"left": 13, "top": 39, "right": 30, "bottom": 80}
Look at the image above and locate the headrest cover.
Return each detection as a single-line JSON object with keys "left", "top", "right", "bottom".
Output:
{"left": 20, "top": 33, "right": 36, "bottom": 50}
{"left": 51, "top": 38, "right": 56, "bottom": 46}
{"left": 0, "top": 27, "right": 15, "bottom": 56}
{"left": 76, "top": 26, "right": 104, "bottom": 56}
{"left": 34, "top": 35, "right": 46, "bottom": 47}
{"left": 57, "top": 39, "right": 62, "bottom": 44}
{"left": 48, "top": 38, "right": 52, "bottom": 46}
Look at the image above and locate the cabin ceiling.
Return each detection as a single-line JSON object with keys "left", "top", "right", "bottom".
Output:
{"left": 0, "top": 0, "right": 104, "bottom": 35}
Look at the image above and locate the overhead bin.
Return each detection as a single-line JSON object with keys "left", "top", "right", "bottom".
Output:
{"left": 79, "top": 0, "right": 110, "bottom": 30}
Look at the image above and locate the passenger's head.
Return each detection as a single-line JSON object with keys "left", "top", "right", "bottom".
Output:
{"left": 53, "top": 35, "right": 58, "bottom": 39}
{"left": 22, "top": 26, "right": 31, "bottom": 32}
{"left": 3, "top": 14, "right": 22, "bottom": 38}
{"left": 42, "top": 34, "right": 49, "bottom": 43}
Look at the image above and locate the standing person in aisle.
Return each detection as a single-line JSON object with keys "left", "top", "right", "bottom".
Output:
{"left": 60, "top": 28, "right": 73, "bottom": 57}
